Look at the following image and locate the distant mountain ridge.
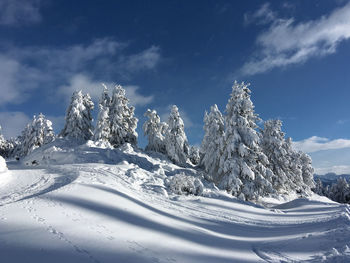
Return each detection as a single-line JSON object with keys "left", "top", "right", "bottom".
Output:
{"left": 314, "top": 173, "right": 350, "bottom": 185}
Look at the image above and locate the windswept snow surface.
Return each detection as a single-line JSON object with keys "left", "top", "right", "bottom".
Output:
{"left": 0, "top": 139, "right": 350, "bottom": 263}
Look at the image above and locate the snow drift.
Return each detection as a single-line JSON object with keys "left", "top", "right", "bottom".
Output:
{"left": 0, "top": 155, "right": 11, "bottom": 187}
{"left": 0, "top": 139, "right": 349, "bottom": 263}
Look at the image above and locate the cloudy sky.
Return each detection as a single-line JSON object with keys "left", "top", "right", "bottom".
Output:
{"left": 1, "top": 0, "right": 350, "bottom": 173}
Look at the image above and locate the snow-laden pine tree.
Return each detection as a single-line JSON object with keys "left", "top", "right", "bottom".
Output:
{"left": 329, "top": 178, "right": 350, "bottom": 203}
{"left": 299, "top": 151, "right": 315, "bottom": 190}
{"left": 15, "top": 114, "right": 55, "bottom": 157}
{"left": 109, "top": 85, "right": 138, "bottom": 147}
{"left": 282, "top": 137, "right": 315, "bottom": 193}
{"left": 143, "top": 109, "right": 167, "bottom": 153}
{"left": 59, "top": 90, "right": 94, "bottom": 141}
{"left": 164, "top": 105, "right": 189, "bottom": 166}
{"left": 261, "top": 119, "right": 294, "bottom": 193}
{"left": 313, "top": 178, "right": 325, "bottom": 196}
{"left": 0, "top": 126, "right": 13, "bottom": 158}
{"left": 200, "top": 104, "right": 225, "bottom": 181}
{"left": 93, "top": 84, "right": 111, "bottom": 142}
{"left": 217, "top": 81, "right": 274, "bottom": 200}
{"left": 189, "top": 146, "right": 200, "bottom": 165}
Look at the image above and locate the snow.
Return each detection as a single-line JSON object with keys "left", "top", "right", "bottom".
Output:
{"left": 1, "top": 140, "right": 350, "bottom": 262}
{"left": 0, "top": 156, "right": 11, "bottom": 187}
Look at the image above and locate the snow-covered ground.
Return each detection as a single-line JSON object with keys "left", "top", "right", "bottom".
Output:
{"left": 1, "top": 140, "right": 350, "bottom": 263}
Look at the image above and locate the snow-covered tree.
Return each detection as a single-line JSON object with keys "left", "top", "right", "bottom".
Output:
{"left": 93, "top": 84, "right": 111, "bottom": 142}
{"left": 282, "top": 137, "right": 314, "bottom": 193}
{"left": 109, "top": 85, "right": 138, "bottom": 147}
{"left": 60, "top": 90, "right": 94, "bottom": 141}
{"left": 189, "top": 146, "right": 200, "bottom": 165}
{"left": 14, "top": 114, "right": 55, "bottom": 157}
{"left": 329, "top": 178, "right": 350, "bottom": 203}
{"left": 0, "top": 126, "right": 13, "bottom": 158}
{"left": 164, "top": 105, "right": 189, "bottom": 166}
{"left": 261, "top": 119, "right": 295, "bottom": 193}
{"left": 313, "top": 178, "right": 325, "bottom": 196}
{"left": 143, "top": 109, "right": 167, "bottom": 153}
{"left": 299, "top": 151, "right": 315, "bottom": 190}
{"left": 217, "top": 81, "right": 274, "bottom": 200}
{"left": 200, "top": 104, "right": 225, "bottom": 181}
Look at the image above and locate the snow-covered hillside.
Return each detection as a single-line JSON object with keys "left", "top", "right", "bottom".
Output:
{"left": 1, "top": 140, "right": 350, "bottom": 262}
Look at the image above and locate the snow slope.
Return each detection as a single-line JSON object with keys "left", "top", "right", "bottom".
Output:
{"left": 0, "top": 139, "right": 350, "bottom": 263}
{"left": 0, "top": 156, "right": 11, "bottom": 187}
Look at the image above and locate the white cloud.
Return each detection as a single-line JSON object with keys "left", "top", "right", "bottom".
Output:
{"left": 45, "top": 115, "right": 65, "bottom": 133}
{"left": 240, "top": 2, "right": 350, "bottom": 75}
{"left": 293, "top": 136, "right": 350, "bottom": 153}
{"left": 123, "top": 85, "right": 154, "bottom": 107}
{"left": 243, "top": 3, "right": 276, "bottom": 26}
{"left": 0, "top": 111, "right": 31, "bottom": 138}
{"left": 124, "top": 46, "right": 161, "bottom": 72}
{"left": 59, "top": 74, "right": 153, "bottom": 107}
{"left": 0, "top": 0, "right": 41, "bottom": 26}
{"left": 0, "top": 38, "right": 161, "bottom": 106}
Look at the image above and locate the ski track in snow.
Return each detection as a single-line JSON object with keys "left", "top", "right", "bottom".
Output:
{"left": 1, "top": 151, "right": 350, "bottom": 262}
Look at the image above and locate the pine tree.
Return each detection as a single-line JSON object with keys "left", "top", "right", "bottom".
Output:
{"left": 313, "top": 178, "right": 325, "bottom": 196}
{"left": 143, "top": 109, "right": 167, "bottom": 153}
{"left": 283, "top": 137, "right": 310, "bottom": 193}
{"left": 189, "top": 146, "right": 200, "bottom": 165}
{"left": 93, "top": 84, "right": 111, "bottom": 142}
{"left": 59, "top": 90, "right": 94, "bottom": 141}
{"left": 329, "top": 178, "right": 350, "bottom": 203}
{"left": 15, "top": 114, "right": 55, "bottom": 157}
{"left": 0, "top": 126, "right": 13, "bottom": 158}
{"left": 299, "top": 151, "right": 315, "bottom": 190}
{"left": 200, "top": 104, "right": 225, "bottom": 181}
{"left": 261, "top": 119, "right": 293, "bottom": 193}
{"left": 109, "top": 85, "right": 138, "bottom": 147}
{"left": 164, "top": 105, "right": 189, "bottom": 166}
{"left": 218, "top": 81, "right": 274, "bottom": 200}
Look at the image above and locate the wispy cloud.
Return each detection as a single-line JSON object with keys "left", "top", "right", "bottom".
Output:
{"left": 124, "top": 46, "right": 161, "bottom": 72}
{"left": 0, "top": 0, "right": 42, "bottom": 26}
{"left": 0, "top": 111, "right": 31, "bottom": 138}
{"left": 59, "top": 74, "right": 153, "bottom": 107}
{"left": 243, "top": 3, "right": 276, "bottom": 26}
{"left": 293, "top": 136, "right": 350, "bottom": 153}
{"left": 240, "top": 2, "right": 350, "bottom": 76}
{"left": 0, "top": 38, "right": 161, "bottom": 106}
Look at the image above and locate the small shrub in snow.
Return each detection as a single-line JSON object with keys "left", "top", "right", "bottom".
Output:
{"left": 166, "top": 173, "right": 203, "bottom": 196}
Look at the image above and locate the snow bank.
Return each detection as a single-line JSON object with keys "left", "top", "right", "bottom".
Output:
{"left": 0, "top": 156, "right": 11, "bottom": 186}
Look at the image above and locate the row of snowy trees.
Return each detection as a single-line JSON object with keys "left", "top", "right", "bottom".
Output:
{"left": 143, "top": 81, "right": 315, "bottom": 200}
{"left": 201, "top": 82, "right": 314, "bottom": 199}
{"left": 0, "top": 114, "right": 55, "bottom": 158}
{"left": 0, "top": 81, "right": 315, "bottom": 200}
{"left": 313, "top": 178, "right": 350, "bottom": 203}
{"left": 59, "top": 86, "right": 138, "bottom": 147}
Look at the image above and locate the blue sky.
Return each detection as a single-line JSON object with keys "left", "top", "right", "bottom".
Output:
{"left": 1, "top": 0, "right": 350, "bottom": 173}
